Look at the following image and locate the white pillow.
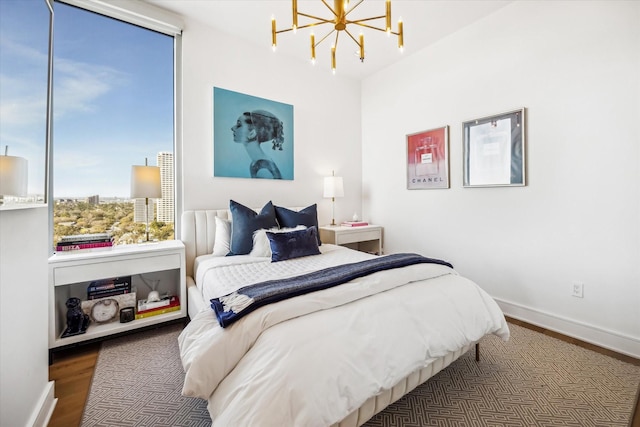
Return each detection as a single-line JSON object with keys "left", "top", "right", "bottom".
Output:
{"left": 250, "top": 225, "right": 307, "bottom": 258}
{"left": 212, "top": 217, "right": 231, "bottom": 256}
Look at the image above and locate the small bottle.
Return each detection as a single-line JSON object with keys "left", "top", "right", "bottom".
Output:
{"left": 352, "top": 212, "right": 359, "bottom": 221}
{"left": 415, "top": 136, "right": 439, "bottom": 176}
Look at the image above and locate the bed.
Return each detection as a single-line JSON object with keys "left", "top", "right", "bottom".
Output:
{"left": 178, "top": 202, "right": 510, "bottom": 426}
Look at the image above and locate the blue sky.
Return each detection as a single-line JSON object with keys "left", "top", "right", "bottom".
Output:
{"left": 0, "top": 0, "right": 173, "bottom": 198}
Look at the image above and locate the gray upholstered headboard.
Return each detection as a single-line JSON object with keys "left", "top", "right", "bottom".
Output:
{"left": 180, "top": 207, "right": 303, "bottom": 278}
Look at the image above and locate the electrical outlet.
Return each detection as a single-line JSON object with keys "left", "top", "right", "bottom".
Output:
{"left": 572, "top": 281, "right": 584, "bottom": 298}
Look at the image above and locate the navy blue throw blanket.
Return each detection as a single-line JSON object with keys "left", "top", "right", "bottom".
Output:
{"left": 210, "top": 253, "right": 453, "bottom": 328}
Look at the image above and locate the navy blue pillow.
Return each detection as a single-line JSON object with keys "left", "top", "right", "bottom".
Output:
{"left": 228, "top": 200, "right": 278, "bottom": 256}
{"left": 267, "top": 226, "right": 321, "bottom": 262}
{"left": 274, "top": 204, "right": 321, "bottom": 245}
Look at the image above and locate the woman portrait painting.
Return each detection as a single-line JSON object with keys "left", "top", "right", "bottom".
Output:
{"left": 214, "top": 88, "right": 293, "bottom": 180}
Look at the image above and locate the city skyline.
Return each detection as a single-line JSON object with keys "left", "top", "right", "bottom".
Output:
{"left": 56, "top": 151, "right": 174, "bottom": 203}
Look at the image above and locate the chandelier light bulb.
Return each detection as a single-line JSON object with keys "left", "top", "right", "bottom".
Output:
{"left": 386, "top": 0, "right": 392, "bottom": 35}
{"left": 331, "top": 45, "right": 336, "bottom": 73}
{"left": 271, "top": 17, "right": 277, "bottom": 50}
{"left": 292, "top": 0, "right": 298, "bottom": 31}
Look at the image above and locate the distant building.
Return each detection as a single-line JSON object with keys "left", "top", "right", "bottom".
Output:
{"left": 156, "top": 152, "right": 174, "bottom": 223}
{"left": 87, "top": 194, "right": 99, "bottom": 205}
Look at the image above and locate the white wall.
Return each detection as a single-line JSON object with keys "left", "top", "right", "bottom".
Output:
{"left": 362, "top": 1, "right": 640, "bottom": 357}
{"left": 0, "top": 207, "right": 55, "bottom": 427}
{"left": 180, "top": 19, "right": 363, "bottom": 224}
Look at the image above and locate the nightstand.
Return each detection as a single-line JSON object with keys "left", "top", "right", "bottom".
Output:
{"left": 48, "top": 240, "right": 186, "bottom": 355}
{"left": 319, "top": 225, "right": 383, "bottom": 255}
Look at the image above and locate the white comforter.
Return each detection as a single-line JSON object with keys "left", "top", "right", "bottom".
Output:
{"left": 179, "top": 245, "right": 509, "bottom": 426}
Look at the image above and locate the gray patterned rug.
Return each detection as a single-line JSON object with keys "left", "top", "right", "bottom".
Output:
{"left": 82, "top": 322, "right": 640, "bottom": 427}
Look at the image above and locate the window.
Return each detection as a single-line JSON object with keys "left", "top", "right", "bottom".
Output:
{"left": 0, "top": 0, "right": 52, "bottom": 206}
{"left": 51, "top": 1, "right": 179, "bottom": 246}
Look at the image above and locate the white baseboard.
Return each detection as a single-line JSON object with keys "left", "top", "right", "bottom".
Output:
{"left": 495, "top": 298, "right": 640, "bottom": 359}
{"left": 28, "top": 381, "right": 57, "bottom": 427}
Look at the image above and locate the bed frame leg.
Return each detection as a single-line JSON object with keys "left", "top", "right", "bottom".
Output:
{"left": 475, "top": 343, "right": 480, "bottom": 362}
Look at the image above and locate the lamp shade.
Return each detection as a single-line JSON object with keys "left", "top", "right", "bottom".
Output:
{"left": 323, "top": 175, "right": 344, "bottom": 198}
{"left": 130, "top": 165, "right": 161, "bottom": 199}
{"left": 0, "top": 155, "right": 28, "bottom": 197}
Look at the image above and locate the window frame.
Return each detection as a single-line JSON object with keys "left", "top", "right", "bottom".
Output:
{"left": 47, "top": 0, "right": 183, "bottom": 251}
{"left": 0, "top": 0, "right": 53, "bottom": 210}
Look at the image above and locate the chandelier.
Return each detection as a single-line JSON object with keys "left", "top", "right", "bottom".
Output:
{"left": 271, "top": 0, "right": 404, "bottom": 73}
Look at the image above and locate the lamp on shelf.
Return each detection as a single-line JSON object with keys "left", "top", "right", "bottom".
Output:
{"left": 0, "top": 145, "right": 28, "bottom": 206}
{"left": 130, "top": 158, "right": 161, "bottom": 242}
{"left": 323, "top": 170, "right": 344, "bottom": 226}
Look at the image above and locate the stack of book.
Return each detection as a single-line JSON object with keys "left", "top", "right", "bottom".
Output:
{"left": 136, "top": 295, "right": 181, "bottom": 319}
{"left": 56, "top": 233, "right": 114, "bottom": 252}
{"left": 340, "top": 221, "right": 369, "bottom": 227}
{"left": 87, "top": 276, "right": 132, "bottom": 300}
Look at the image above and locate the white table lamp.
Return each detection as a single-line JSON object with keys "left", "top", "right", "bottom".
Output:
{"left": 0, "top": 146, "right": 28, "bottom": 205}
{"left": 131, "top": 158, "right": 161, "bottom": 242}
{"left": 323, "top": 171, "right": 344, "bottom": 226}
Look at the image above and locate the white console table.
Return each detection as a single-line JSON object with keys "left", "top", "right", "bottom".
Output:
{"left": 48, "top": 240, "right": 186, "bottom": 353}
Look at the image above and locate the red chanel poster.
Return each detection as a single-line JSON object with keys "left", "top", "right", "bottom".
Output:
{"left": 406, "top": 126, "right": 449, "bottom": 189}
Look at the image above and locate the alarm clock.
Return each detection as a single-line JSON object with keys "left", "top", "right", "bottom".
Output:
{"left": 90, "top": 298, "right": 119, "bottom": 323}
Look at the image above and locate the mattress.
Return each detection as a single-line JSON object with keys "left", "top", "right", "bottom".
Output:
{"left": 179, "top": 244, "right": 510, "bottom": 426}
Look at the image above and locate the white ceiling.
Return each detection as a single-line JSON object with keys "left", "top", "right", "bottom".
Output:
{"left": 145, "top": 0, "right": 512, "bottom": 79}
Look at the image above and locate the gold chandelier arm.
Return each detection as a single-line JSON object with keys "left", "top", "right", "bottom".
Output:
{"left": 320, "top": 0, "right": 338, "bottom": 18}
{"left": 276, "top": 19, "right": 333, "bottom": 34}
{"left": 351, "top": 21, "right": 394, "bottom": 34}
{"left": 344, "top": 0, "right": 365, "bottom": 17}
{"left": 333, "top": 30, "right": 340, "bottom": 49}
{"left": 294, "top": 22, "right": 333, "bottom": 31}
{"left": 297, "top": 12, "right": 334, "bottom": 24}
{"left": 343, "top": 28, "right": 360, "bottom": 46}
{"left": 346, "top": 15, "right": 386, "bottom": 25}
{"left": 275, "top": 27, "right": 296, "bottom": 35}
{"left": 314, "top": 28, "right": 336, "bottom": 47}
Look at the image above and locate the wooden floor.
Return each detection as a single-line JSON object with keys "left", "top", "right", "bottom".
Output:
{"left": 48, "top": 342, "right": 100, "bottom": 427}
{"left": 48, "top": 317, "right": 640, "bottom": 427}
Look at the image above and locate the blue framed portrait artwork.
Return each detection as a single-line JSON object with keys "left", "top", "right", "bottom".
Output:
{"left": 213, "top": 87, "right": 294, "bottom": 180}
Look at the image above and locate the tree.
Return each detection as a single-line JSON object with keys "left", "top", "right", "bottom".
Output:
{"left": 53, "top": 200, "right": 173, "bottom": 246}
